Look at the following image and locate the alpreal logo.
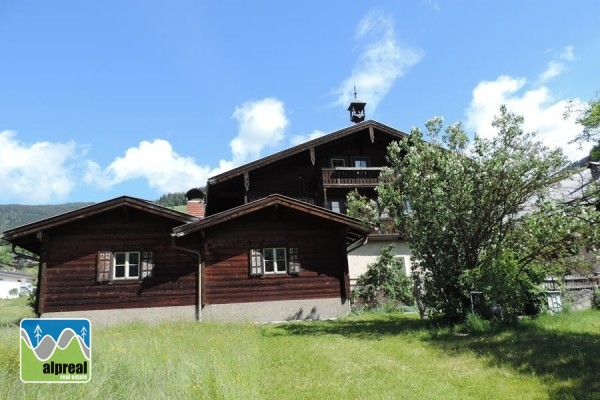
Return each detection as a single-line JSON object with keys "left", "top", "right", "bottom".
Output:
{"left": 20, "top": 318, "right": 91, "bottom": 383}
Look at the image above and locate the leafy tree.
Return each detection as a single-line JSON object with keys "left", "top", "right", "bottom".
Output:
{"left": 362, "top": 105, "right": 576, "bottom": 322}
{"left": 353, "top": 245, "right": 413, "bottom": 308}
{"left": 569, "top": 97, "right": 600, "bottom": 144}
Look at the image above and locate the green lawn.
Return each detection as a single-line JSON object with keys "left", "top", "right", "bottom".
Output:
{"left": 1, "top": 299, "right": 599, "bottom": 400}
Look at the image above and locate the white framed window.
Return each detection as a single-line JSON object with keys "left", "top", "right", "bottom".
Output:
{"left": 264, "top": 248, "right": 287, "bottom": 274}
{"left": 97, "top": 250, "right": 154, "bottom": 282}
{"left": 113, "top": 251, "right": 140, "bottom": 279}
{"left": 330, "top": 157, "right": 346, "bottom": 168}
{"left": 248, "top": 247, "right": 301, "bottom": 276}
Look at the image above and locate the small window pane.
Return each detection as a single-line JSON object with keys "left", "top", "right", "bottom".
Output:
{"left": 129, "top": 253, "right": 139, "bottom": 264}
{"left": 265, "top": 261, "right": 275, "bottom": 272}
{"left": 115, "top": 265, "right": 125, "bottom": 278}
{"left": 115, "top": 253, "right": 126, "bottom": 264}
{"left": 129, "top": 264, "right": 139, "bottom": 277}
{"left": 275, "top": 248, "right": 286, "bottom": 260}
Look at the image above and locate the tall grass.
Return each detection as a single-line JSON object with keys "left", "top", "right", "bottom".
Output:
{"left": 1, "top": 301, "right": 599, "bottom": 399}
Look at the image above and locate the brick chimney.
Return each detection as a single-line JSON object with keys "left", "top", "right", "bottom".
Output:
{"left": 185, "top": 188, "right": 206, "bottom": 219}
{"left": 186, "top": 199, "right": 205, "bottom": 219}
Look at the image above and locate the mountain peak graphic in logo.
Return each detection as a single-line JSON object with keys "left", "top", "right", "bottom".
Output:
{"left": 20, "top": 318, "right": 92, "bottom": 383}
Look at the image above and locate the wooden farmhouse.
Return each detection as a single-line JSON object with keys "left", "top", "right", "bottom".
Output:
{"left": 205, "top": 117, "right": 415, "bottom": 286}
{"left": 2, "top": 99, "right": 416, "bottom": 325}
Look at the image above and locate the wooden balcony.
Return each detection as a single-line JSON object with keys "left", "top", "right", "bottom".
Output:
{"left": 322, "top": 167, "right": 383, "bottom": 188}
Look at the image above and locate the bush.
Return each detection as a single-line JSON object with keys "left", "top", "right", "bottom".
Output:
{"left": 593, "top": 289, "right": 600, "bottom": 310}
{"left": 464, "top": 313, "right": 491, "bottom": 334}
{"left": 353, "top": 245, "right": 414, "bottom": 310}
{"left": 27, "top": 286, "right": 38, "bottom": 316}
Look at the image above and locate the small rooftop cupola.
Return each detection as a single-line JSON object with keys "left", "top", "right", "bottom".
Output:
{"left": 347, "top": 87, "right": 366, "bottom": 124}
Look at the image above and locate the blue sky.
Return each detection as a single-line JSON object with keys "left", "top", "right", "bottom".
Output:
{"left": 1, "top": 1, "right": 599, "bottom": 204}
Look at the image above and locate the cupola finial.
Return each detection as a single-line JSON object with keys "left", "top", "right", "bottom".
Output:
{"left": 347, "top": 87, "right": 366, "bottom": 124}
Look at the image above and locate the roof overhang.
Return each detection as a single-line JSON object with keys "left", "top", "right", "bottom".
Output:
{"left": 1, "top": 196, "right": 199, "bottom": 254}
{"left": 173, "top": 194, "right": 368, "bottom": 247}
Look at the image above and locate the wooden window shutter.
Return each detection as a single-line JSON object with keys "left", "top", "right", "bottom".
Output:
{"left": 97, "top": 251, "right": 113, "bottom": 282}
{"left": 249, "top": 249, "right": 264, "bottom": 276}
{"left": 288, "top": 248, "right": 301, "bottom": 275}
{"left": 141, "top": 251, "right": 154, "bottom": 279}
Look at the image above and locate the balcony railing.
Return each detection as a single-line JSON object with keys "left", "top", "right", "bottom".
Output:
{"left": 322, "top": 167, "right": 383, "bottom": 187}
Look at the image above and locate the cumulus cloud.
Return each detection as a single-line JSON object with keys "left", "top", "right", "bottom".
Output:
{"left": 0, "top": 131, "right": 82, "bottom": 204}
{"left": 332, "top": 11, "right": 423, "bottom": 114}
{"left": 465, "top": 75, "right": 590, "bottom": 162}
{"left": 84, "top": 97, "right": 290, "bottom": 191}
{"left": 228, "top": 98, "right": 288, "bottom": 164}
{"left": 290, "top": 130, "right": 327, "bottom": 146}
{"left": 84, "top": 139, "right": 211, "bottom": 194}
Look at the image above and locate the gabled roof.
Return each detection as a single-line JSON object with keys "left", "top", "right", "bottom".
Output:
{"left": 2, "top": 196, "right": 199, "bottom": 253}
{"left": 173, "top": 194, "right": 368, "bottom": 247}
{"left": 207, "top": 120, "right": 407, "bottom": 185}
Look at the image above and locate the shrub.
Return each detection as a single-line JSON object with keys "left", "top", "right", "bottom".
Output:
{"left": 464, "top": 313, "right": 491, "bottom": 334}
{"left": 593, "top": 289, "right": 600, "bottom": 310}
{"left": 353, "top": 245, "right": 414, "bottom": 310}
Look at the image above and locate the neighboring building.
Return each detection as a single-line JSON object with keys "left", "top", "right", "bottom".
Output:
{"left": 0, "top": 270, "right": 33, "bottom": 299}
{"left": 173, "top": 195, "right": 366, "bottom": 322}
{"left": 205, "top": 110, "right": 413, "bottom": 287}
{"left": 347, "top": 234, "right": 413, "bottom": 287}
{"left": 541, "top": 158, "right": 600, "bottom": 310}
{"left": 1, "top": 197, "right": 200, "bottom": 324}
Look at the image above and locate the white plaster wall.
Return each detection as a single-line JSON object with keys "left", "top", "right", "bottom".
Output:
{"left": 348, "top": 239, "right": 413, "bottom": 287}
{"left": 0, "top": 281, "right": 21, "bottom": 299}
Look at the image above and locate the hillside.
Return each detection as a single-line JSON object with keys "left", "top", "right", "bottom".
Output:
{"left": 0, "top": 203, "right": 95, "bottom": 232}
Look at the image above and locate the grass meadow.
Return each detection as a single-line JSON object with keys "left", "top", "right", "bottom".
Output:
{"left": 1, "top": 297, "right": 599, "bottom": 400}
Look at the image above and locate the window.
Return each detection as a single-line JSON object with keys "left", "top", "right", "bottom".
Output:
{"left": 352, "top": 156, "right": 369, "bottom": 168}
{"left": 114, "top": 252, "right": 140, "bottom": 279}
{"left": 97, "top": 250, "right": 154, "bottom": 282}
{"left": 331, "top": 201, "right": 341, "bottom": 213}
{"left": 264, "top": 248, "right": 287, "bottom": 274}
{"left": 330, "top": 157, "right": 346, "bottom": 168}
{"left": 249, "top": 247, "right": 301, "bottom": 276}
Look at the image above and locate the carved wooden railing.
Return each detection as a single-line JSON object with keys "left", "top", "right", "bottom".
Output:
{"left": 322, "top": 167, "right": 383, "bottom": 187}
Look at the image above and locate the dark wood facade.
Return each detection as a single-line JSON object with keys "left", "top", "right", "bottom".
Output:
{"left": 2, "top": 197, "right": 200, "bottom": 314}
{"left": 205, "top": 120, "right": 407, "bottom": 216}
{"left": 173, "top": 195, "right": 367, "bottom": 307}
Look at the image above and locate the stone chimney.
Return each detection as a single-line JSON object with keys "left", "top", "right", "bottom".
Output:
{"left": 185, "top": 188, "right": 206, "bottom": 219}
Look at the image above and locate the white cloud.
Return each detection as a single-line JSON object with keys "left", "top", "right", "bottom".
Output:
{"left": 84, "top": 139, "right": 211, "bottom": 193}
{"left": 332, "top": 11, "right": 423, "bottom": 115}
{"left": 465, "top": 75, "right": 590, "bottom": 161}
{"left": 560, "top": 45, "right": 575, "bottom": 61}
{"left": 84, "top": 97, "right": 290, "bottom": 193}
{"left": 539, "top": 45, "right": 575, "bottom": 83}
{"left": 290, "top": 130, "right": 326, "bottom": 146}
{"left": 220, "top": 98, "right": 289, "bottom": 167}
{"left": 539, "top": 61, "right": 564, "bottom": 83}
{"left": 0, "top": 131, "right": 82, "bottom": 204}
